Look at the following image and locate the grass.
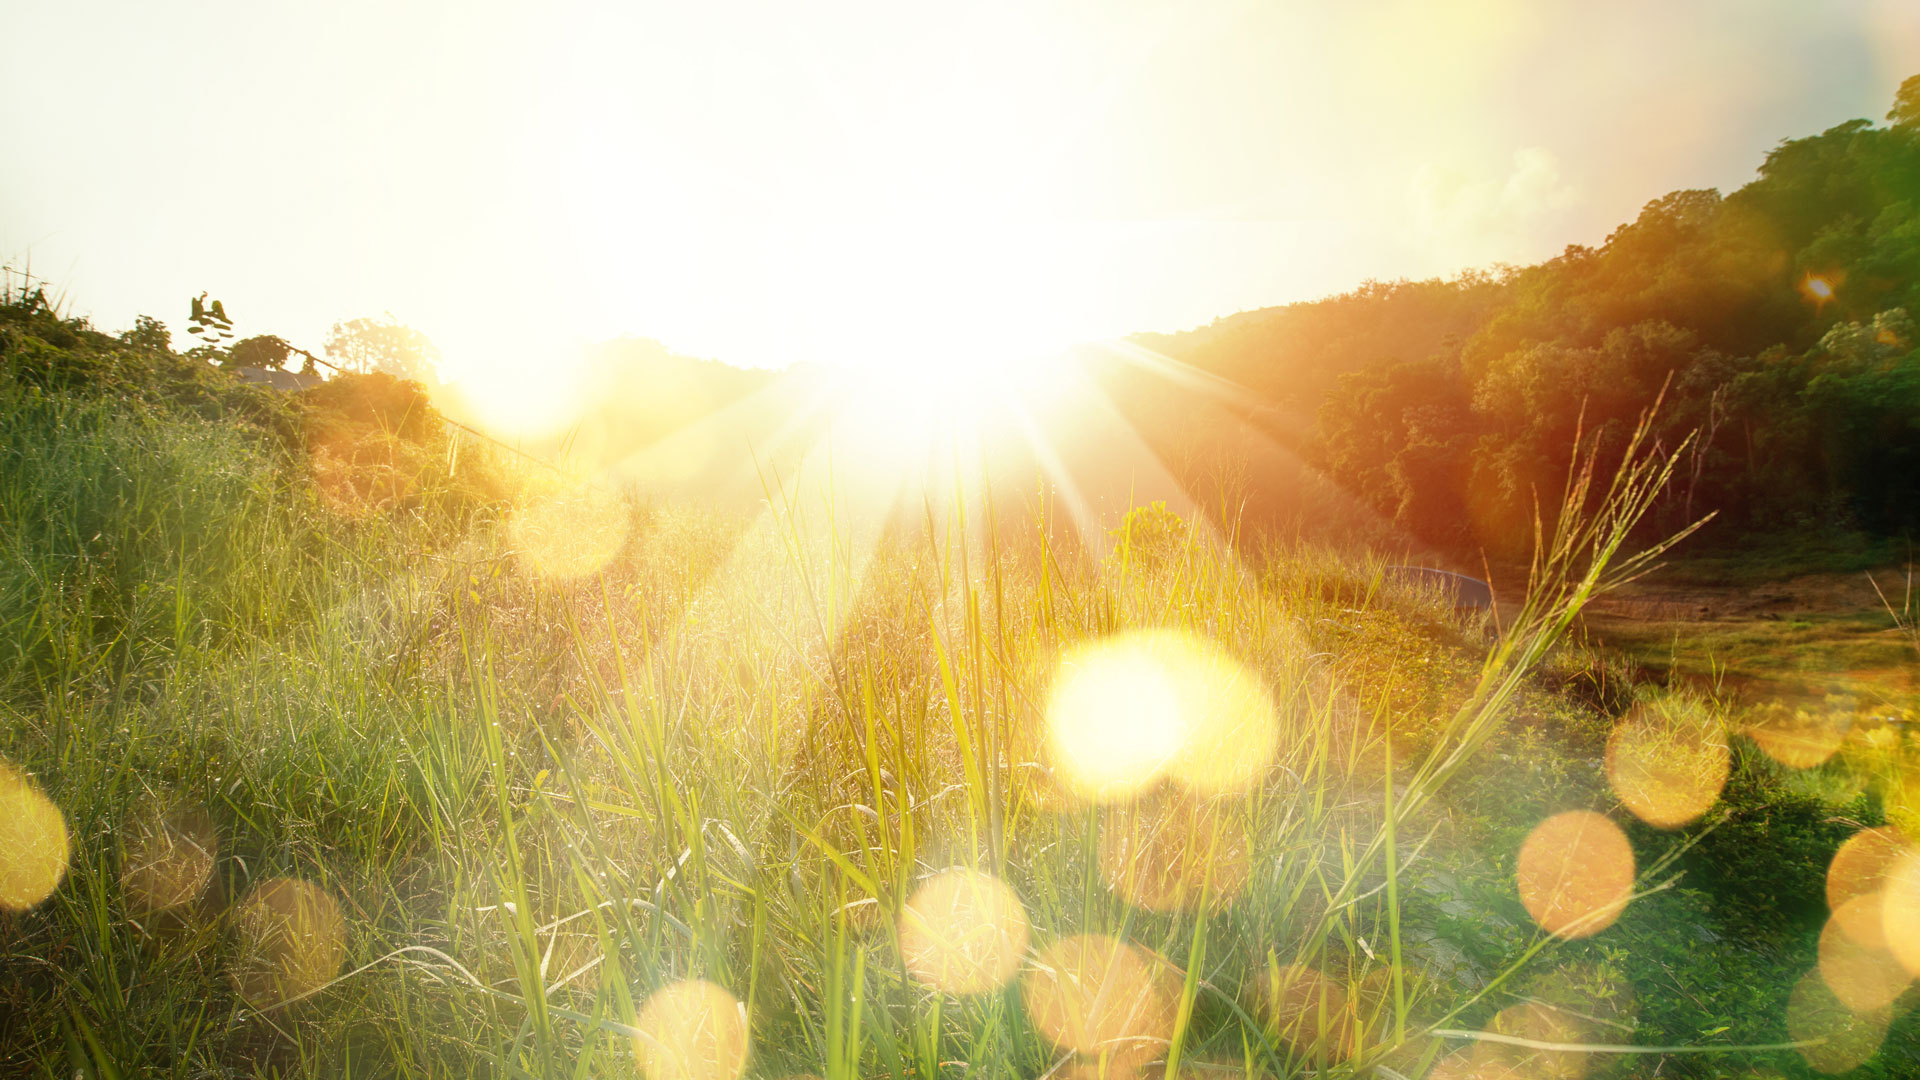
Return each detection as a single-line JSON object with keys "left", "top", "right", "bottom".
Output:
{"left": 2, "top": 338, "right": 1918, "bottom": 1078}
{"left": 1589, "top": 610, "right": 1919, "bottom": 709}
{"left": 1642, "top": 532, "right": 1905, "bottom": 587}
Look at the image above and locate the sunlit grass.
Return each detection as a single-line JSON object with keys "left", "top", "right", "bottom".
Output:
{"left": 3, "top": 373, "right": 1916, "bottom": 1079}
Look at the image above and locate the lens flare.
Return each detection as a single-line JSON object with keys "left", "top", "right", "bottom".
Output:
{"left": 1605, "top": 697, "right": 1728, "bottom": 828}
{"left": 633, "top": 979, "right": 751, "bottom": 1080}
{"left": 230, "top": 878, "right": 347, "bottom": 1007}
{"left": 1424, "top": 1048, "right": 1477, "bottom": 1080}
{"left": 1885, "top": 846, "right": 1920, "bottom": 978}
{"left": 1044, "top": 630, "right": 1276, "bottom": 803}
{"left": 1045, "top": 639, "right": 1184, "bottom": 802}
{"left": 1827, "top": 826, "right": 1908, "bottom": 946}
{"left": 1787, "top": 967, "right": 1889, "bottom": 1074}
{"left": 1799, "top": 272, "right": 1840, "bottom": 308}
{"left": 1462, "top": 1002, "right": 1591, "bottom": 1080}
{"left": 121, "top": 798, "right": 217, "bottom": 915}
{"left": 1742, "top": 702, "right": 1852, "bottom": 769}
{"left": 0, "top": 762, "right": 69, "bottom": 912}
{"left": 1023, "top": 935, "right": 1178, "bottom": 1070}
{"left": 1261, "top": 964, "right": 1359, "bottom": 1060}
{"left": 899, "top": 868, "right": 1031, "bottom": 995}
{"left": 1515, "top": 811, "right": 1634, "bottom": 939}
{"left": 509, "top": 487, "right": 631, "bottom": 580}
{"left": 1885, "top": 765, "right": 1920, "bottom": 837}
{"left": 307, "top": 428, "right": 423, "bottom": 519}
{"left": 1348, "top": 964, "right": 1426, "bottom": 1059}
{"left": 1100, "top": 795, "right": 1249, "bottom": 913}
{"left": 1818, "top": 897, "right": 1913, "bottom": 1013}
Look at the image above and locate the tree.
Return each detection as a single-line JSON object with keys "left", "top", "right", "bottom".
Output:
{"left": 1891, "top": 73, "right": 1920, "bottom": 131}
{"left": 119, "top": 315, "right": 171, "bottom": 354}
{"left": 186, "top": 293, "right": 234, "bottom": 347}
{"left": 324, "top": 315, "right": 440, "bottom": 382}
{"left": 228, "top": 334, "right": 292, "bottom": 371}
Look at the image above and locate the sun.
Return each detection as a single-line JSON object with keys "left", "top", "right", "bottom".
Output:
{"left": 820, "top": 337, "right": 1083, "bottom": 463}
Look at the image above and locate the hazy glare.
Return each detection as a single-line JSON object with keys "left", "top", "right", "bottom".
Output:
{"left": 4, "top": 0, "right": 1917, "bottom": 385}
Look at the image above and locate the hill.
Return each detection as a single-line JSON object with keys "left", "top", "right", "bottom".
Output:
{"left": 4, "top": 253, "right": 1920, "bottom": 1078}
{"left": 1124, "top": 75, "right": 1920, "bottom": 558}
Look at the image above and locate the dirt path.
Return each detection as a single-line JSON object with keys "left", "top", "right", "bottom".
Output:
{"left": 1578, "top": 565, "right": 1920, "bottom": 710}
{"left": 1585, "top": 566, "right": 1914, "bottom": 621}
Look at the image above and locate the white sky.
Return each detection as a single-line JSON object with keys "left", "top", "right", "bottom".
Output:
{"left": 5, "top": 0, "right": 1918, "bottom": 388}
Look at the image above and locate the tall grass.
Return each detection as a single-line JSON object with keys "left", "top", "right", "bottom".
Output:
{"left": 4, "top": 381, "right": 1865, "bottom": 1080}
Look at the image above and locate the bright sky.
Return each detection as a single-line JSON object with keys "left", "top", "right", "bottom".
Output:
{"left": 5, "top": 0, "right": 1918, "bottom": 390}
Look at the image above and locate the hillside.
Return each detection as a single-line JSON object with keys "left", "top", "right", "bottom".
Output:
{"left": 4, "top": 265, "right": 1920, "bottom": 1078}
{"left": 1124, "top": 76, "right": 1920, "bottom": 557}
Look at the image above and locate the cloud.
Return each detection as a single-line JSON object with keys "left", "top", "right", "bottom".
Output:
{"left": 1408, "top": 146, "right": 1582, "bottom": 270}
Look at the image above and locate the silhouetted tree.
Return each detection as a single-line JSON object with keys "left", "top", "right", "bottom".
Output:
{"left": 119, "top": 315, "right": 171, "bottom": 354}
{"left": 228, "top": 334, "right": 293, "bottom": 371}
{"left": 1891, "top": 73, "right": 1920, "bottom": 131}
{"left": 186, "top": 293, "right": 234, "bottom": 347}
{"left": 324, "top": 315, "right": 439, "bottom": 382}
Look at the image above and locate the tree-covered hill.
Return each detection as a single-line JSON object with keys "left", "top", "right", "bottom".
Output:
{"left": 1141, "top": 75, "right": 1920, "bottom": 556}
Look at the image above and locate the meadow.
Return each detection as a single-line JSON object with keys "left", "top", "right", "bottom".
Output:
{"left": 3, "top": 288, "right": 1920, "bottom": 1080}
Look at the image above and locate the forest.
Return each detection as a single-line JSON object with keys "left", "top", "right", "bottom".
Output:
{"left": 1142, "top": 75, "right": 1920, "bottom": 558}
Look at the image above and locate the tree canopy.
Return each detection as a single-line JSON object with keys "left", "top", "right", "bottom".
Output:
{"left": 324, "top": 315, "right": 440, "bottom": 382}
{"left": 1146, "top": 77, "right": 1920, "bottom": 556}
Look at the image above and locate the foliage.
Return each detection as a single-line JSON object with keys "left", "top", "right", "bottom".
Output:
{"left": 12, "top": 327, "right": 1882, "bottom": 1077}
{"left": 1891, "top": 73, "right": 1920, "bottom": 131}
{"left": 296, "top": 371, "right": 510, "bottom": 520}
{"left": 324, "top": 314, "right": 441, "bottom": 381}
{"left": 1110, "top": 500, "right": 1191, "bottom": 568}
{"left": 1146, "top": 80, "right": 1920, "bottom": 554}
{"left": 186, "top": 292, "right": 236, "bottom": 348}
{"left": 228, "top": 333, "right": 293, "bottom": 371}
{"left": 119, "top": 314, "right": 172, "bottom": 354}
{"left": 0, "top": 279, "right": 293, "bottom": 439}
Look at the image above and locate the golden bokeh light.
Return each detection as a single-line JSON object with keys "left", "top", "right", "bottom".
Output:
{"left": 1023, "top": 935, "right": 1178, "bottom": 1070}
{"left": 508, "top": 486, "right": 631, "bottom": 580}
{"left": 1885, "top": 846, "right": 1920, "bottom": 978}
{"left": 121, "top": 798, "right": 217, "bottom": 915}
{"left": 1826, "top": 826, "right": 1908, "bottom": 946}
{"left": 1787, "top": 967, "right": 1889, "bottom": 1074}
{"left": 1798, "top": 272, "right": 1841, "bottom": 309}
{"left": 1741, "top": 702, "right": 1853, "bottom": 770}
{"left": 899, "top": 868, "right": 1031, "bottom": 995}
{"left": 1100, "top": 795, "right": 1249, "bottom": 913}
{"left": 633, "top": 979, "right": 751, "bottom": 1080}
{"left": 1605, "top": 697, "right": 1728, "bottom": 828}
{"left": 1515, "top": 811, "right": 1634, "bottom": 939}
{"left": 230, "top": 877, "right": 347, "bottom": 1007}
{"left": 1045, "top": 638, "right": 1184, "bottom": 803}
{"left": 1162, "top": 638, "right": 1281, "bottom": 796}
{"left": 307, "top": 428, "right": 423, "bottom": 520}
{"left": 1451, "top": 1002, "right": 1592, "bottom": 1080}
{"left": 0, "top": 761, "right": 69, "bottom": 912}
{"left": 1884, "top": 764, "right": 1920, "bottom": 837}
{"left": 1260, "top": 964, "right": 1359, "bottom": 1060}
{"left": 1424, "top": 1048, "right": 1478, "bottom": 1080}
{"left": 1817, "top": 897, "right": 1913, "bottom": 1013}
{"left": 1347, "top": 966, "right": 1395, "bottom": 1048}
{"left": 1044, "top": 630, "right": 1276, "bottom": 803}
